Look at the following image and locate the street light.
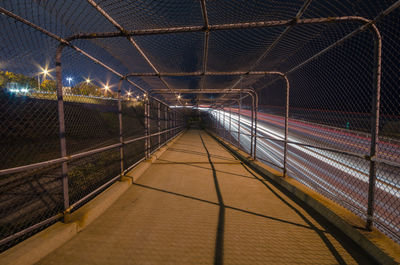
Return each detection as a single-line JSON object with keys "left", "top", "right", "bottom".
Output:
{"left": 42, "top": 69, "right": 49, "bottom": 77}
{"left": 103, "top": 84, "right": 110, "bottom": 97}
{"left": 85, "top": 78, "right": 91, "bottom": 84}
{"left": 37, "top": 66, "right": 51, "bottom": 90}
{"left": 66, "top": 77, "right": 73, "bottom": 87}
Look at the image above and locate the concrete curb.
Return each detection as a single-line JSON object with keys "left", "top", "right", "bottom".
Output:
{"left": 208, "top": 131, "right": 398, "bottom": 265}
{"left": 0, "top": 132, "right": 185, "bottom": 265}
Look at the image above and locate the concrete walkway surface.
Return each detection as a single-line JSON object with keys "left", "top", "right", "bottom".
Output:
{"left": 35, "top": 129, "right": 375, "bottom": 265}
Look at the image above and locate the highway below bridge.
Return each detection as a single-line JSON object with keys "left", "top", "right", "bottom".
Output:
{"left": 211, "top": 109, "right": 400, "bottom": 243}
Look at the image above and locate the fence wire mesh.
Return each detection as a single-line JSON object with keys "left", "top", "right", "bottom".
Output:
{"left": 0, "top": 1, "right": 185, "bottom": 250}
{"left": 0, "top": 0, "right": 399, "bottom": 251}
{"left": 199, "top": 1, "right": 400, "bottom": 244}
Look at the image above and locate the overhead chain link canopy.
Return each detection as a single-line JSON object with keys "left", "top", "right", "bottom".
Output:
{"left": 0, "top": 0, "right": 399, "bottom": 108}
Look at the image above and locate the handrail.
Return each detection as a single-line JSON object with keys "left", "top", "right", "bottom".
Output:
{"left": 0, "top": 126, "right": 184, "bottom": 176}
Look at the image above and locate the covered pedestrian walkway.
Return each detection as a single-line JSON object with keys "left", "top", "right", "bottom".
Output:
{"left": 34, "top": 129, "right": 373, "bottom": 265}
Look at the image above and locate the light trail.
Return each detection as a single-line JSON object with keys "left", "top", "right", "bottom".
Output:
{"left": 210, "top": 110, "right": 400, "bottom": 196}
{"left": 208, "top": 109, "right": 400, "bottom": 238}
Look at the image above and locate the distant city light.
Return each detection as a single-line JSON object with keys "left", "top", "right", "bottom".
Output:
{"left": 8, "top": 84, "right": 29, "bottom": 94}
{"left": 177, "top": 94, "right": 181, "bottom": 99}
{"left": 104, "top": 85, "right": 109, "bottom": 91}
{"left": 66, "top": 77, "right": 73, "bottom": 86}
{"left": 38, "top": 65, "right": 53, "bottom": 82}
{"left": 85, "top": 78, "right": 91, "bottom": 84}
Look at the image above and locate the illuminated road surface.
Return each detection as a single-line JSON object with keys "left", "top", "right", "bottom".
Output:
{"left": 208, "top": 109, "right": 400, "bottom": 241}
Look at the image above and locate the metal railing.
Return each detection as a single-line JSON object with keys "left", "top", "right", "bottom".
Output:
{"left": 0, "top": 91, "right": 185, "bottom": 250}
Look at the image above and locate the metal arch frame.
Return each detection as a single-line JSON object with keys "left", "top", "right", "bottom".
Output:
{"left": 65, "top": 16, "right": 380, "bottom": 40}
{"left": 143, "top": 71, "right": 290, "bottom": 167}
{"left": 148, "top": 87, "right": 260, "bottom": 160}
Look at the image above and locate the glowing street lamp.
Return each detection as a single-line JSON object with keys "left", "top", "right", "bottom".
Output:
{"left": 37, "top": 66, "right": 51, "bottom": 90}
{"left": 177, "top": 94, "right": 181, "bottom": 99}
{"left": 103, "top": 84, "right": 110, "bottom": 97}
{"left": 42, "top": 68, "right": 49, "bottom": 77}
{"left": 85, "top": 78, "right": 91, "bottom": 84}
{"left": 66, "top": 77, "right": 73, "bottom": 87}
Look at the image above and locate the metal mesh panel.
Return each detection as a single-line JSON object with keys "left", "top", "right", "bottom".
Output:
{"left": 0, "top": 164, "right": 63, "bottom": 251}
{"left": 1, "top": 0, "right": 399, "bottom": 249}
{"left": 68, "top": 148, "right": 120, "bottom": 206}
{"left": 0, "top": 90, "right": 60, "bottom": 169}
{"left": 65, "top": 98, "right": 119, "bottom": 155}
{"left": 375, "top": 163, "right": 400, "bottom": 241}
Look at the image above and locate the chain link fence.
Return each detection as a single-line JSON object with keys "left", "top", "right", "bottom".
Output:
{"left": 202, "top": 1, "right": 400, "bottom": 244}
{"left": 0, "top": 0, "right": 399, "bottom": 251}
{"left": 0, "top": 2, "right": 185, "bottom": 251}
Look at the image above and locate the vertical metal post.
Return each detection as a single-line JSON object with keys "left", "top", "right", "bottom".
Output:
{"left": 164, "top": 106, "right": 167, "bottom": 144}
{"left": 253, "top": 91, "right": 258, "bottom": 160}
{"left": 171, "top": 110, "right": 174, "bottom": 136}
{"left": 212, "top": 110, "right": 214, "bottom": 131}
{"left": 223, "top": 107, "right": 226, "bottom": 139}
{"left": 214, "top": 110, "right": 217, "bottom": 132}
{"left": 250, "top": 94, "right": 254, "bottom": 157}
{"left": 283, "top": 75, "right": 290, "bottom": 177}
{"left": 238, "top": 97, "right": 241, "bottom": 149}
{"left": 219, "top": 109, "right": 222, "bottom": 136}
{"left": 366, "top": 25, "right": 382, "bottom": 231}
{"left": 147, "top": 98, "right": 151, "bottom": 157}
{"left": 169, "top": 108, "right": 172, "bottom": 139}
{"left": 229, "top": 106, "right": 232, "bottom": 143}
{"left": 117, "top": 79, "right": 124, "bottom": 177}
{"left": 215, "top": 110, "right": 220, "bottom": 135}
{"left": 174, "top": 111, "right": 177, "bottom": 135}
{"left": 56, "top": 44, "right": 69, "bottom": 220}
{"left": 158, "top": 102, "right": 161, "bottom": 148}
{"left": 144, "top": 97, "right": 149, "bottom": 159}
{"left": 214, "top": 109, "right": 217, "bottom": 132}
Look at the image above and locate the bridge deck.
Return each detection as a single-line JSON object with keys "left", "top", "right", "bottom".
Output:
{"left": 36, "top": 129, "right": 373, "bottom": 264}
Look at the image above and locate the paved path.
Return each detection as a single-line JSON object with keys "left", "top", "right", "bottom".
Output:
{"left": 36, "top": 129, "right": 374, "bottom": 264}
